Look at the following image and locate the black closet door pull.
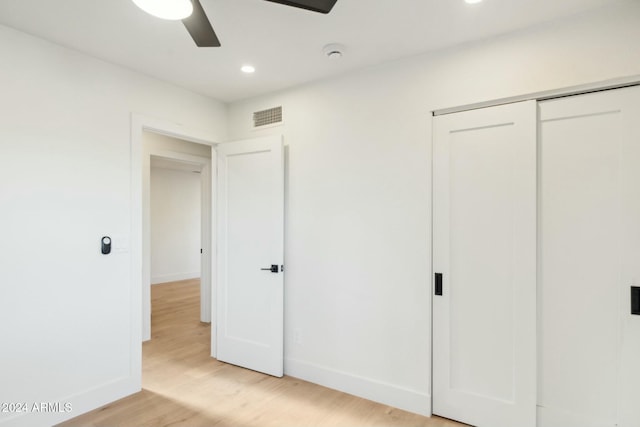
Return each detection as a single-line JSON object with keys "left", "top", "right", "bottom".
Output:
{"left": 435, "top": 273, "right": 443, "bottom": 296}
{"left": 632, "top": 286, "right": 640, "bottom": 315}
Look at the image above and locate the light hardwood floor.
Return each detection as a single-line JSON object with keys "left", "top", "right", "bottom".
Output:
{"left": 59, "top": 279, "right": 466, "bottom": 427}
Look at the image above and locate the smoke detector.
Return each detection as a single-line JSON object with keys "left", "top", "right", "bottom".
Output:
{"left": 323, "top": 43, "right": 345, "bottom": 60}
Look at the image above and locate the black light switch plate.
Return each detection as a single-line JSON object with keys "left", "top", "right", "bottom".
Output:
{"left": 632, "top": 286, "right": 640, "bottom": 315}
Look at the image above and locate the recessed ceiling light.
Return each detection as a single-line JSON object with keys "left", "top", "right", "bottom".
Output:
{"left": 131, "top": 0, "right": 193, "bottom": 20}
{"left": 241, "top": 65, "right": 256, "bottom": 74}
{"left": 465, "top": 0, "right": 483, "bottom": 4}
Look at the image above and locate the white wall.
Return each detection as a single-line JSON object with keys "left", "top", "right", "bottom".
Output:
{"left": 150, "top": 166, "right": 201, "bottom": 284}
{"left": 2, "top": 0, "right": 640, "bottom": 424}
{"left": 0, "top": 24, "right": 226, "bottom": 427}
{"left": 227, "top": 1, "right": 640, "bottom": 416}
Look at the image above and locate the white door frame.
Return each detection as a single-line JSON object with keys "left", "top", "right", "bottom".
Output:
{"left": 150, "top": 150, "right": 212, "bottom": 324}
{"left": 131, "top": 113, "right": 219, "bottom": 359}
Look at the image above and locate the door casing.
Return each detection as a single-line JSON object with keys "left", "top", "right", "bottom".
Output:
{"left": 131, "top": 114, "right": 219, "bottom": 360}
{"left": 132, "top": 115, "right": 287, "bottom": 384}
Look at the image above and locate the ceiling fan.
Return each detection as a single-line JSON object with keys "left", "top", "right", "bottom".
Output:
{"left": 132, "top": 0, "right": 338, "bottom": 47}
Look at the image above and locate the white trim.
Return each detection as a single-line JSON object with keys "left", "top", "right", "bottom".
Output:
{"left": 150, "top": 149, "right": 209, "bottom": 165}
{"left": 201, "top": 157, "right": 213, "bottom": 326}
{"left": 433, "top": 75, "right": 640, "bottom": 116}
{"left": 285, "top": 358, "right": 431, "bottom": 417}
{"left": 130, "top": 113, "right": 218, "bottom": 354}
{"left": 133, "top": 114, "right": 216, "bottom": 145}
{"left": 129, "top": 113, "right": 143, "bottom": 390}
{"left": 210, "top": 147, "right": 218, "bottom": 358}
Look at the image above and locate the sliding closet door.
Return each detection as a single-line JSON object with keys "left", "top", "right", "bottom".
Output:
{"left": 539, "top": 85, "right": 640, "bottom": 427}
{"left": 433, "top": 101, "right": 537, "bottom": 427}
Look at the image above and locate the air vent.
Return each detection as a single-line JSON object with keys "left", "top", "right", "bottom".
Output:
{"left": 253, "top": 106, "right": 283, "bottom": 128}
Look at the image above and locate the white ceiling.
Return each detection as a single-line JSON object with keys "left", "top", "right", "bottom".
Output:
{"left": 0, "top": 0, "right": 626, "bottom": 102}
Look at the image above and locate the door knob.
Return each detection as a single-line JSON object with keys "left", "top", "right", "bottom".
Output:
{"left": 261, "top": 264, "right": 279, "bottom": 273}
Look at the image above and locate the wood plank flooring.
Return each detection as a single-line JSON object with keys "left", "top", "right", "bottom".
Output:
{"left": 59, "top": 279, "right": 466, "bottom": 427}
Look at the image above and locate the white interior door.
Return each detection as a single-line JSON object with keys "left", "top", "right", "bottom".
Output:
{"left": 433, "top": 101, "right": 537, "bottom": 427}
{"left": 216, "top": 135, "right": 284, "bottom": 377}
{"left": 538, "top": 85, "right": 640, "bottom": 427}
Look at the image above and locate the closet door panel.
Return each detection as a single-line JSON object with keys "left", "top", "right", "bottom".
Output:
{"left": 539, "top": 85, "right": 640, "bottom": 427}
{"left": 433, "top": 101, "right": 537, "bottom": 427}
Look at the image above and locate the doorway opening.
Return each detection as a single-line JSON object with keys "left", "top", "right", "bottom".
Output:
{"left": 130, "top": 114, "right": 218, "bottom": 363}
{"left": 150, "top": 156, "right": 203, "bottom": 286}
{"left": 149, "top": 154, "right": 207, "bottom": 350}
{"left": 131, "top": 114, "right": 285, "bottom": 387}
{"left": 143, "top": 131, "right": 213, "bottom": 342}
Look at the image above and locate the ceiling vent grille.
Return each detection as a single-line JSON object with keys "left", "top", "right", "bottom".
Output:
{"left": 253, "top": 106, "right": 283, "bottom": 128}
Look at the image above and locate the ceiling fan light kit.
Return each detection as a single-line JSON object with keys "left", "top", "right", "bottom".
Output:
{"left": 132, "top": 0, "right": 193, "bottom": 20}
{"left": 133, "top": 0, "right": 338, "bottom": 48}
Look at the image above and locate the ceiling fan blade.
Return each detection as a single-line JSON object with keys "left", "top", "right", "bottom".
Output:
{"left": 182, "top": 0, "right": 221, "bottom": 47}
{"left": 263, "top": 0, "right": 338, "bottom": 14}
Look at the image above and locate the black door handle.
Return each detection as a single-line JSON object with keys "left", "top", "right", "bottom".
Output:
{"left": 261, "top": 265, "right": 279, "bottom": 273}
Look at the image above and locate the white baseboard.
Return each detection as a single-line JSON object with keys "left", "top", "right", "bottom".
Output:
{"left": 151, "top": 272, "right": 200, "bottom": 285}
{"left": 285, "top": 358, "right": 431, "bottom": 417}
{"left": 0, "top": 376, "right": 139, "bottom": 427}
